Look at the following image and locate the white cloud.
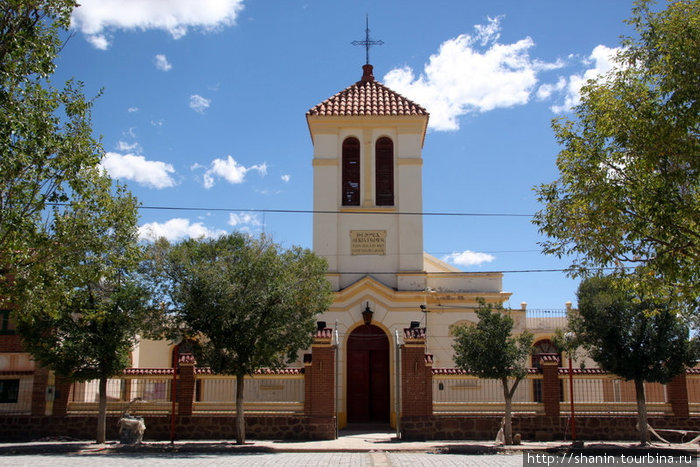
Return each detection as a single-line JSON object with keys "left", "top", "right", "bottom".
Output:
{"left": 85, "top": 33, "right": 110, "bottom": 50}
{"left": 139, "top": 218, "right": 226, "bottom": 242}
{"left": 228, "top": 212, "right": 261, "bottom": 228}
{"left": 281, "top": 174, "right": 290, "bottom": 183}
{"left": 536, "top": 77, "right": 567, "bottom": 100}
{"left": 549, "top": 45, "right": 621, "bottom": 113}
{"left": 442, "top": 250, "right": 496, "bottom": 267}
{"left": 154, "top": 54, "right": 172, "bottom": 71}
{"left": 189, "top": 94, "right": 211, "bottom": 113}
{"left": 72, "top": 0, "right": 245, "bottom": 49}
{"left": 127, "top": 107, "right": 139, "bottom": 113}
{"left": 383, "top": 17, "right": 561, "bottom": 131}
{"left": 116, "top": 140, "right": 141, "bottom": 152}
{"left": 101, "top": 152, "right": 176, "bottom": 189}
{"left": 199, "top": 155, "right": 267, "bottom": 189}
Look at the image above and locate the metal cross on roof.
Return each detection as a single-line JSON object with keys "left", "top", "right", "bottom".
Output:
{"left": 351, "top": 15, "right": 383, "bottom": 65}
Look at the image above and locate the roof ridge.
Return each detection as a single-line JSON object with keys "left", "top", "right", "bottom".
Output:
{"left": 307, "top": 70, "right": 428, "bottom": 118}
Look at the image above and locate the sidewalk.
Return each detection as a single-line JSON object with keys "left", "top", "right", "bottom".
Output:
{"left": 0, "top": 430, "right": 697, "bottom": 456}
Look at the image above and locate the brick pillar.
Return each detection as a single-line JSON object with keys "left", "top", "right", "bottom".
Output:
{"left": 305, "top": 329, "right": 335, "bottom": 417}
{"left": 52, "top": 374, "right": 71, "bottom": 417}
{"left": 667, "top": 372, "right": 689, "bottom": 417}
{"left": 31, "top": 366, "right": 49, "bottom": 416}
{"left": 303, "top": 353, "right": 313, "bottom": 414}
{"left": 540, "top": 357, "right": 560, "bottom": 417}
{"left": 401, "top": 328, "right": 432, "bottom": 417}
{"left": 177, "top": 354, "right": 196, "bottom": 416}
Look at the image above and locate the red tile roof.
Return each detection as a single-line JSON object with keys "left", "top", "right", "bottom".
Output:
{"left": 315, "top": 328, "right": 333, "bottom": 339}
{"left": 433, "top": 368, "right": 542, "bottom": 375}
{"left": 195, "top": 367, "right": 304, "bottom": 375}
{"left": 307, "top": 65, "right": 428, "bottom": 118}
{"left": 123, "top": 368, "right": 174, "bottom": 376}
{"left": 404, "top": 327, "right": 426, "bottom": 339}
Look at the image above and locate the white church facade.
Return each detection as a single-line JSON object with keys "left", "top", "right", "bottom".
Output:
{"left": 124, "top": 63, "right": 566, "bottom": 429}
{"left": 303, "top": 63, "right": 560, "bottom": 427}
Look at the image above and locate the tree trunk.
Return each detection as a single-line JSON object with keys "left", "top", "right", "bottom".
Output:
{"left": 634, "top": 379, "right": 650, "bottom": 445}
{"left": 501, "top": 377, "right": 513, "bottom": 445}
{"left": 235, "top": 373, "right": 246, "bottom": 445}
{"left": 97, "top": 376, "right": 107, "bottom": 444}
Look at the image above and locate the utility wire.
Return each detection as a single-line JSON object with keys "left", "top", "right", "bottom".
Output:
{"left": 135, "top": 205, "right": 534, "bottom": 218}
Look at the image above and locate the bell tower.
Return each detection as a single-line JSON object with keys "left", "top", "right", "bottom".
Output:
{"left": 306, "top": 64, "right": 429, "bottom": 291}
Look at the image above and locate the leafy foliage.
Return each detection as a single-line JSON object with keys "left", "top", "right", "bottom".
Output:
{"left": 571, "top": 274, "right": 699, "bottom": 443}
{"left": 160, "top": 233, "right": 333, "bottom": 375}
{"left": 1, "top": 2, "right": 150, "bottom": 443}
{"left": 452, "top": 301, "right": 533, "bottom": 380}
{"left": 149, "top": 233, "right": 333, "bottom": 443}
{"left": 572, "top": 275, "right": 698, "bottom": 385}
{"left": 451, "top": 300, "right": 533, "bottom": 444}
{"left": 0, "top": 1, "right": 107, "bottom": 295}
{"left": 533, "top": 0, "right": 700, "bottom": 311}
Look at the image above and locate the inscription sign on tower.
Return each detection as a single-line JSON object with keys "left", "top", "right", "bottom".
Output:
{"left": 350, "top": 230, "right": 386, "bottom": 255}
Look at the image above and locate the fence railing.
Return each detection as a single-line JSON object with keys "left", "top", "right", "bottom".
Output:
{"left": 433, "top": 373, "right": 542, "bottom": 414}
{"left": 558, "top": 373, "right": 671, "bottom": 415}
{"left": 431, "top": 370, "right": 697, "bottom": 416}
{"left": 193, "top": 373, "right": 304, "bottom": 414}
{"left": 63, "top": 369, "right": 305, "bottom": 415}
{"left": 68, "top": 375, "right": 174, "bottom": 415}
{"left": 8, "top": 367, "right": 700, "bottom": 417}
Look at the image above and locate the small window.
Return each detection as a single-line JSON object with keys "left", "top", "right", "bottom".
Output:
{"left": 0, "top": 310, "right": 15, "bottom": 335}
{"left": 342, "top": 137, "right": 361, "bottom": 206}
{"left": 375, "top": 137, "right": 394, "bottom": 206}
{"left": 0, "top": 379, "right": 19, "bottom": 403}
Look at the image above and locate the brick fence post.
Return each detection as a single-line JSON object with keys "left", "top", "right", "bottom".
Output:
{"left": 401, "top": 327, "right": 432, "bottom": 417}
{"left": 305, "top": 328, "right": 335, "bottom": 418}
{"left": 177, "top": 353, "right": 196, "bottom": 416}
{"left": 52, "top": 374, "right": 72, "bottom": 417}
{"left": 667, "top": 372, "right": 689, "bottom": 417}
{"left": 540, "top": 356, "right": 560, "bottom": 417}
{"left": 31, "top": 365, "right": 50, "bottom": 416}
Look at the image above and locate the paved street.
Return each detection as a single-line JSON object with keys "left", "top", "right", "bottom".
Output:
{"left": 0, "top": 451, "right": 523, "bottom": 466}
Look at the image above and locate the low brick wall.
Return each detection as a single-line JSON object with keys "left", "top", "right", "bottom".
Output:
{"left": 0, "top": 415, "right": 336, "bottom": 442}
{"left": 400, "top": 415, "right": 700, "bottom": 442}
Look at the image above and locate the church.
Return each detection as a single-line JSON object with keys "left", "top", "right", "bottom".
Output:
{"left": 302, "top": 61, "right": 560, "bottom": 428}
{"left": 4, "top": 56, "right": 694, "bottom": 444}
{"left": 0, "top": 59, "right": 568, "bottom": 439}
{"left": 125, "top": 58, "right": 564, "bottom": 431}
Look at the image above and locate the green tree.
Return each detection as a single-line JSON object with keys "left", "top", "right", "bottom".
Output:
{"left": 154, "top": 233, "right": 333, "bottom": 445}
{"left": 451, "top": 300, "right": 533, "bottom": 445}
{"left": 533, "top": 0, "right": 700, "bottom": 312}
{"left": 0, "top": 2, "right": 153, "bottom": 442}
{"left": 572, "top": 275, "right": 698, "bottom": 445}
{"left": 16, "top": 179, "right": 149, "bottom": 444}
{"left": 0, "top": 1, "right": 107, "bottom": 298}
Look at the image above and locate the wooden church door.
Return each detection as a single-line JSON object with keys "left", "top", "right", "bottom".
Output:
{"left": 346, "top": 324, "right": 390, "bottom": 423}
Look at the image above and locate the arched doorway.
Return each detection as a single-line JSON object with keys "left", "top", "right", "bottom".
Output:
{"left": 346, "top": 324, "right": 390, "bottom": 423}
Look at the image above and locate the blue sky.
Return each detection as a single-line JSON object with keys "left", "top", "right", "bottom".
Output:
{"left": 53, "top": 0, "right": 641, "bottom": 311}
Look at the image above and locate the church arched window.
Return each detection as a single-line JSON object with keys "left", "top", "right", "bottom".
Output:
{"left": 375, "top": 137, "right": 394, "bottom": 206}
{"left": 342, "top": 137, "right": 360, "bottom": 206}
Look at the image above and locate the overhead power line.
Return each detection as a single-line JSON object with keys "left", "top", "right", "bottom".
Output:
{"left": 136, "top": 205, "right": 534, "bottom": 218}
{"left": 47, "top": 202, "right": 534, "bottom": 217}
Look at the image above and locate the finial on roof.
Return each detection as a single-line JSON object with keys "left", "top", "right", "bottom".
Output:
{"left": 351, "top": 14, "right": 383, "bottom": 66}
{"left": 361, "top": 64, "right": 374, "bottom": 82}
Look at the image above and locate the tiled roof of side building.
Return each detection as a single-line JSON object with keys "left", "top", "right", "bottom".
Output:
{"left": 307, "top": 64, "right": 428, "bottom": 117}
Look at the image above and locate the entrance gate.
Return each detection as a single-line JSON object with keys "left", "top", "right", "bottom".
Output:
{"left": 346, "top": 324, "right": 390, "bottom": 423}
